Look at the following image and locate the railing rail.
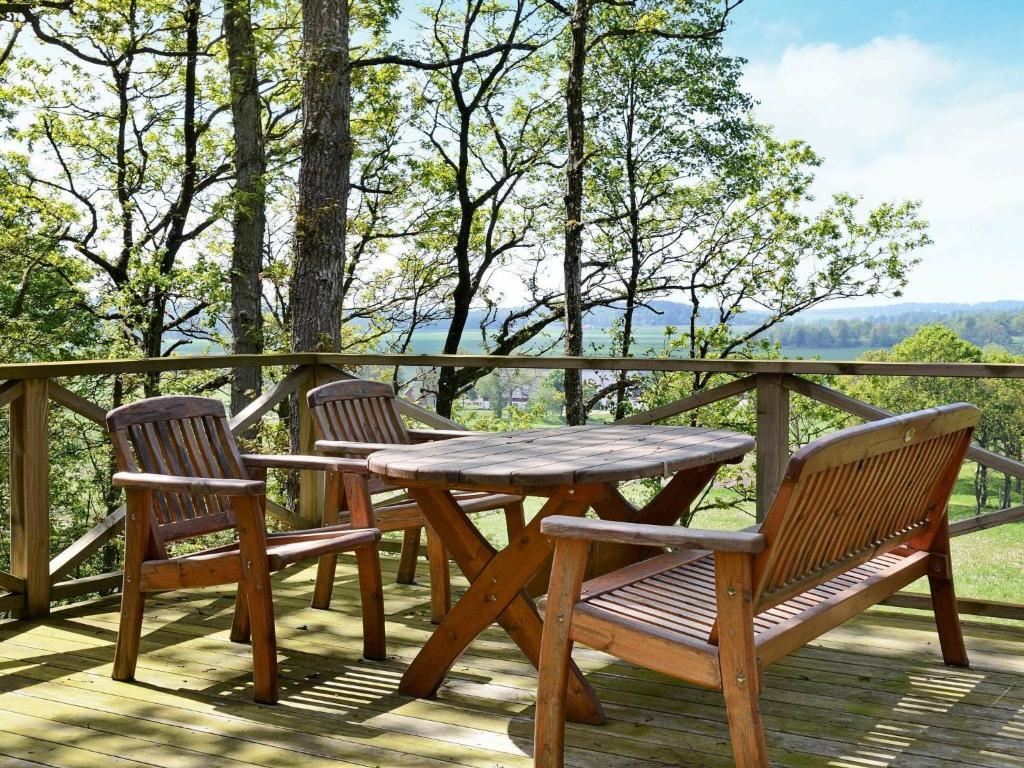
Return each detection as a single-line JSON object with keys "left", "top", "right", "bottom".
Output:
{"left": 0, "top": 352, "right": 1022, "bottom": 621}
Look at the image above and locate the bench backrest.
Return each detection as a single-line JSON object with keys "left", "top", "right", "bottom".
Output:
{"left": 107, "top": 396, "right": 247, "bottom": 547}
{"left": 307, "top": 380, "right": 412, "bottom": 446}
{"left": 752, "top": 403, "right": 979, "bottom": 613}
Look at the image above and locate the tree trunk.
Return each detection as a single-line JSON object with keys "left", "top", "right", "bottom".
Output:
{"left": 562, "top": 0, "right": 589, "bottom": 426}
{"left": 434, "top": 107, "right": 476, "bottom": 419}
{"left": 291, "top": 0, "right": 349, "bottom": 355}
{"left": 144, "top": 0, "right": 200, "bottom": 398}
{"left": 613, "top": 97, "right": 640, "bottom": 423}
{"left": 225, "top": 0, "right": 266, "bottom": 419}
{"left": 975, "top": 463, "right": 988, "bottom": 513}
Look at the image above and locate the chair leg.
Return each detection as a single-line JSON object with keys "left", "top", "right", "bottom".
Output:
{"left": 312, "top": 471, "right": 345, "bottom": 610}
{"left": 230, "top": 585, "right": 251, "bottom": 643}
{"left": 534, "top": 538, "right": 590, "bottom": 768}
{"left": 929, "top": 569, "right": 970, "bottom": 667}
{"left": 356, "top": 542, "right": 387, "bottom": 660}
{"left": 112, "top": 581, "right": 145, "bottom": 681}
{"left": 721, "top": 670, "right": 770, "bottom": 768}
{"left": 114, "top": 489, "right": 149, "bottom": 683}
{"left": 927, "top": 524, "right": 969, "bottom": 667}
{"left": 716, "top": 552, "right": 769, "bottom": 768}
{"left": 311, "top": 554, "right": 338, "bottom": 610}
{"left": 242, "top": 571, "right": 279, "bottom": 704}
{"left": 396, "top": 527, "right": 422, "bottom": 585}
{"left": 426, "top": 523, "right": 451, "bottom": 624}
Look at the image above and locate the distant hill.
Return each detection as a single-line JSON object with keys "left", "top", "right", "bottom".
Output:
{"left": 782, "top": 300, "right": 1024, "bottom": 323}
{"left": 412, "top": 299, "right": 1024, "bottom": 332}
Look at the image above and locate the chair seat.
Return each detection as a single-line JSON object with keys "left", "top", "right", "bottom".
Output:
{"left": 139, "top": 527, "right": 379, "bottom": 591}
{"left": 335, "top": 491, "right": 523, "bottom": 532}
{"left": 571, "top": 547, "right": 925, "bottom": 656}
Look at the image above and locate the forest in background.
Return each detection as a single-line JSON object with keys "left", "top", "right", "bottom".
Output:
{"left": 0, "top": 0, "right": 930, "bottom": 423}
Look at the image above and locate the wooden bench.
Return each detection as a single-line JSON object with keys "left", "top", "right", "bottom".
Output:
{"left": 534, "top": 403, "right": 980, "bottom": 767}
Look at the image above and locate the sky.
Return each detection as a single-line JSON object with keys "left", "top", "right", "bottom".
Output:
{"left": 726, "top": 0, "right": 1024, "bottom": 306}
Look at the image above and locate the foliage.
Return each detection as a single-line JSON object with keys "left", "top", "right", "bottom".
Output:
{"left": 847, "top": 325, "right": 1024, "bottom": 511}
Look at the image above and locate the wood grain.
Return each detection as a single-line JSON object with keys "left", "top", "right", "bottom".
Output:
{"left": 368, "top": 425, "right": 753, "bottom": 487}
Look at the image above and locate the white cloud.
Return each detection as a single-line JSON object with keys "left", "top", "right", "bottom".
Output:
{"left": 744, "top": 36, "right": 1024, "bottom": 304}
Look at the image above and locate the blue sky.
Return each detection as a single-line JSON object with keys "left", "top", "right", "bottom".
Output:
{"left": 725, "top": 1, "right": 1024, "bottom": 305}
{"left": 728, "top": 1, "right": 1024, "bottom": 62}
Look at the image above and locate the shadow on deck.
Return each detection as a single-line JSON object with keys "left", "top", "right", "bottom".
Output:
{"left": 0, "top": 553, "right": 1020, "bottom": 767}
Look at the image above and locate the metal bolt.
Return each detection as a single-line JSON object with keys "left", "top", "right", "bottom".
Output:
{"left": 726, "top": 586, "right": 736, "bottom": 597}
{"left": 556, "top": 612, "right": 565, "bottom": 623}
{"left": 487, "top": 593, "right": 497, "bottom": 603}
{"left": 736, "top": 673, "right": 747, "bottom": 686}
{"left": 490, "top": 576, "right": 497, "bottom": 584}
{"left": 904, "top": 427, "right": 915, "bottom": 442}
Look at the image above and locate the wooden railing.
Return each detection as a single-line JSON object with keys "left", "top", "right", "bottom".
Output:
{"left": 1, "top": 353, "right": 1023, "bottom": 622}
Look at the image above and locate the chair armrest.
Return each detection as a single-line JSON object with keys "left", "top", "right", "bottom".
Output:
{"left": 540, "top": 516, "right": 767, "bottom": 554}
{"left": 112, "top": 472, "right": 265, "bottom": 496}
{"left": 314, "top": 440, "right": 394, "bottom": 456}
{"left": 241, "top": 454, "right": 370, "bottom": 474}
{"left": 407, "top": 428, "right": 479, "bottom": 442}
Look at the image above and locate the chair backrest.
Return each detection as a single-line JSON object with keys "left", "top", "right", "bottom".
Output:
{"left": 306, "top": 379, "right": 411, "bottom": 445}
{"left": 751, "top": 403, "right": 980, "bottom": 614}
{"left": 106, "top": 395, "right": 248, "bottom": 547}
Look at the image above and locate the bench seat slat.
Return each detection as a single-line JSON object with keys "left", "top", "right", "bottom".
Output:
{"left": 573, "top": 548, "right": 926, "bottom": 659}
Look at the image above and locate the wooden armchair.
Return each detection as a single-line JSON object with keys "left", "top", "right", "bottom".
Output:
{"left": 306, "top": 379, "right": 526, "bottom": 622}
{"left": 106, "top": 395, "right": 386, "bottom": 704}
{"left": 534, "top": 403, "right": 980, "bottom": 768}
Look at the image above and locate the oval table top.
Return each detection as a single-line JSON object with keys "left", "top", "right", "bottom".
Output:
{"left": 367, "top": 424, "right": 754, "bottom": 488}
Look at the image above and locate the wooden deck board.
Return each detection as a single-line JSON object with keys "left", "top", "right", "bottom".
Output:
{"left": 0, "top": 555, "right": 1021, "bottom": 768}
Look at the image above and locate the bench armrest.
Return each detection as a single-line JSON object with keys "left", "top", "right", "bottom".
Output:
{"left": 113, "top": 472, "right": 265, "bottom": 496}
{"left": 314, "top": 440, "right": 394, "bottom": 456}
{"left": 241, "top": 454, "right": 370, "bottom": 474}
{"left": 540, "top": 516, "right": 767, "bottom": 554}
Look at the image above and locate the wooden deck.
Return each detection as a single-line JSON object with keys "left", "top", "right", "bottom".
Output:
{"left": 0, "top": 553, "right": 1021, "bottom": 768}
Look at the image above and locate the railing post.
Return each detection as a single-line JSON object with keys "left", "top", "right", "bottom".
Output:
{"left": 755, "top": 373, "right": 789, "bottom": 522}
{"left": 9, "top": 378, "right": 50, "bottom": 617}
{"left": 297, "top": 366, "right": 323, "bottom": 524}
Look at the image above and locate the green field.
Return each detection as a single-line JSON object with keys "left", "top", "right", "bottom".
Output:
{"left": 399, "top": 327, "right": 869, "bottom": 360}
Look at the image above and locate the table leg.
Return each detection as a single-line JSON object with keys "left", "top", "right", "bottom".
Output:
{"left": 587, "top": 463, "right": 723, "bottom": 577}
{"left": 400, "top": 487, "right": 605, "bottom": 725}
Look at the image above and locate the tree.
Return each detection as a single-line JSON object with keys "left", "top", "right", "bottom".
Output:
{"left": 849, "top": 326, "right": 1024, "bottom": 513}
{"left": 225, "top": 0, "right": 267, "bottom": 414}
{"left": 584, "top": 17, "right": 750, "bottom": 418}
{"left": 339, "top": 57, "right": 455, "bottom": 387}
{"left": 291, "top": 0, "right": 349, "bottom": 355}
{"left": 410, "top": 0, "right": 563, "bottom": 417}
{"left": 669, "top": 130, "right": 929, "bottom": 395}
{"left": 543, "top": 0, "right": 744, "bottom": 424}
{"left": 475, "top": 368, "right": 535, "bottom": 419}
{"left": 10, "top": 0, "right": 233, "bottom": 395}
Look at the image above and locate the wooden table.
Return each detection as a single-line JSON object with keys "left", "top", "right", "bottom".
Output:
{"left": 367, "top": 424, "right": 754, "bottom": 724}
